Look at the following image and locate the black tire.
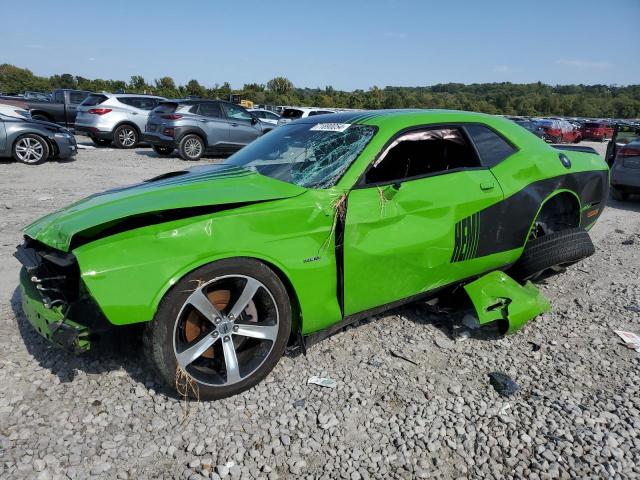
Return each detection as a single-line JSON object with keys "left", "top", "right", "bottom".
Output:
{"left": 113, "top": 125, "right": 139, "bottom": 149}
{"left": 510, "top": 227, "right": 595, "bottom": 281}
{"left": 152, "top": 145, "right": 174, "bottom": 156}
{"left": 144, "top": 258, "right": 292, "bottom": 400}
{"left": 12, "top": 134, "right": 49, "bottom": 165}
{"left": 611, "top": 187, "right": 628, "bottom": 202}
{"left": 91, "top": 137, "right": 111, "bottom": 147}
{"left": 178, "top": 134, "right": 205, "bottom": 161}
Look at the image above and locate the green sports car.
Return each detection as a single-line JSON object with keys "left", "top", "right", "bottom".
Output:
{"left": 15, "top": 110, "right": 608, "bottom": 399}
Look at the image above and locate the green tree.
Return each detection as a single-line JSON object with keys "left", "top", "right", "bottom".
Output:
{"left": 266, "top": 76, "right": 294, "bottom": 95}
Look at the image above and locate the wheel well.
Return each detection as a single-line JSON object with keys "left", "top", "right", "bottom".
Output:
{"left": 114, "top": 122, "right": 140, "bottom": 135}
{"left": 178, "top": 130, "right": 207, "bottom": 147}
{"left": 533, "top": 192, "right": 580, "bottom": 236}
{"left": 30, "top": 111, "right": 53, "bottom": 121}
{"left": 13, "top": 133, "right": 55, "bottom": 158}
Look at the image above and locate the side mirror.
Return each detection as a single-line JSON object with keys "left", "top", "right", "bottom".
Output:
{"left": 382, "top": 182, "right": 401, "bottom": 200}
{"left": 251, "top": 116, "right": 258, "bottom": 125}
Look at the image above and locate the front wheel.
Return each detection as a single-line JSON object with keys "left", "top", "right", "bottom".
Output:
{"left": 12, "top": 134, "right": 49, "bottom": 165}
{"left": 113, "top": 125, "right": 139, "bottom": 148}
{"left": 144, "top": 258, "right": 292, "bottom": 400}
{"left": 152, "top": 145, "right": 174, "bottom": 156}
{"left": 509, "top": 227, "right": 595, "bottom": 281}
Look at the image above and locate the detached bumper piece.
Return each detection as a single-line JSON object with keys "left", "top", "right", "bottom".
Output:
{"left": 464, "top": 271, "right": 551, "bottom": 334}
{"left": 15, "top": 240, "right": 109, "bottom": 353}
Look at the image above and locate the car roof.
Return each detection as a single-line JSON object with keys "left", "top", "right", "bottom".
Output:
{"left": 99, "top": 93, "right": 165, "bottom": 99}
{"left": 283, "top": 107, "right": 336, "bottom": 113}
{"left": 291, "top": 109, "right": 495, "bottom": 126}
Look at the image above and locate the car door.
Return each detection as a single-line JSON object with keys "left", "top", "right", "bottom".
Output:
{"left": 195, "top": 102, "right": 230, "bottom": 149}
{"left": 221, "top": 103, "right": 262, "bottom": 147}
{"left": 0, "top": 119, "right": 6, "bottom": 153}
{"left": 66, "top": 91, "right": 89, "bottom": 127}
{"left": 343, "top": 125, "right": 507, "bottom": 316}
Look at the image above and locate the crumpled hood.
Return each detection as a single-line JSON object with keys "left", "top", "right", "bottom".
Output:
{"left": 24, "top": 165, "right": 306, "bottom": 252}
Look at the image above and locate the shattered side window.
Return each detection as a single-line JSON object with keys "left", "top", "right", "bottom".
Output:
{"left": 225, "top": 123, "right": 377, "bottom": 188}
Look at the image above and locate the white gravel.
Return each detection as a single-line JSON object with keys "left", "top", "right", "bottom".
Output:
{"left": 0, "top": 139, "right": 639, "bottom": 479}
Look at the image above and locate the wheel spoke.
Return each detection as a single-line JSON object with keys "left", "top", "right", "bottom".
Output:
{"left": 222, "top": 339, "right": 241, "bottom": 383}
{"left": 234, "top": 323, "right": 278, "bottom": 341}
{"left": 229, "top": 278, "right": 261, "bottom": 319}
{"left": 176, "top": 334, "right": 216, "bottom": 368}
{"left": 186, "top": 289, "right": 223, "bottom": 323}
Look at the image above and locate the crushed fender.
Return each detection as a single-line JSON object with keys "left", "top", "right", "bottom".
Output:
{"left": 463, "top": 271, "right": 551, "bottom": 334}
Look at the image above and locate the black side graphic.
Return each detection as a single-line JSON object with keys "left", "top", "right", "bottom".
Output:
{"left": 451, "top": 212, "right": 480, "bottom": 262}
{"left": 451, "top": 170, "right": 608, "bottom": 262}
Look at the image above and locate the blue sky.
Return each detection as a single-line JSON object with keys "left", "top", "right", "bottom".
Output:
{"left": 1, "top": 0, "right": 638, "bottom": 90}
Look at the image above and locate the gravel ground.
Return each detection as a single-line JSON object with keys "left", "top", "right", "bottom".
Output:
{"left": 0, "top": 139, "right": 639, "bottom": 479}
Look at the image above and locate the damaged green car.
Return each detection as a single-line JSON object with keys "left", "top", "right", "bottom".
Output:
{"left": 16, "top": 110, "right": 608, "bottom": 399}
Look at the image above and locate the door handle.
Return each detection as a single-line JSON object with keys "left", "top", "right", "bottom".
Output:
{"left": 231, "top": 123, "right": 238, "bottom": 127}
{"left": 131, "top": 112, "right": 138, "bottom": 115}
{"left": 198, "top": 119, "right": 208, "bottom": 123}
{"left": 480, "top": 181, "right": 495, "bottom": 191}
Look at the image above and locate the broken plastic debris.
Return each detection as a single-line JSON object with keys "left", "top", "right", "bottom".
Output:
{"left": 307, "top": 376, "right": 337, "bottom": 388}
{"left": 488, "top": 372, "right": 520, "bottom": 397}
{"left": 614, "top": 330, "right": 640, "bottom": 352}
{"left": 463, "top": 271, "right": 551, "bottom": 334}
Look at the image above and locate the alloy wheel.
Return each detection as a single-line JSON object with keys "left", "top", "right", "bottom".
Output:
{"left": 173, "top": 275, "right": 279, "bottom": 387}
{"left": 184, "top": 138, "right": 203, "bottom": 158}
{"left": 15, "top": 137, "right": 45, "bottom": 163}
{"left": 118, "top": 127, "right": 137, "bottom": 147}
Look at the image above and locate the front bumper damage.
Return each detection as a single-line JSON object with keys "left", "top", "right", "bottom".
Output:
{"left": 15, "top": 240, "right": 109, "bottom": 353}
{"left": 464, "top": 271, "right": 551, "bottom": 334}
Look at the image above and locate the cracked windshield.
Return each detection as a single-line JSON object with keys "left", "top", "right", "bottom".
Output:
{"left": 226, "top": 123, "right": 376, "bottom": 188}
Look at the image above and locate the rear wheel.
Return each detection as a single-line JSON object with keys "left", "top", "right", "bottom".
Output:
{"left": 510, "top": 227, "right": 595, "bottom": 281}
{"left": 153, "top": 145, "right": 174, "bottom": 156}
{"left": 91, "top": 137, "right": 111, "bottom": 147}
{"left": 144, "top": 258, "right": 291, "bottom": 400}
{"left": 179, "top": 134, "right": 205, "bottom": 161}
{"left": 611, "top": 187, "right": 628, "bottom": 202}
{"left": 12, "top": 134, "right": 49, "bottom": 165}
{"left": 113, "top": 125, "right": 139, "bottom": 148}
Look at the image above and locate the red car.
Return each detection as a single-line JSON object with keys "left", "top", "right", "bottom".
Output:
{"left": 538, "top": 120, "right": 582, "bottom": 143}
{"left": 581, "top": 121, "right": 614, "bottom": 142}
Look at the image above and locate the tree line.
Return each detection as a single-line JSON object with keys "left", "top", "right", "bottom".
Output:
{"left": 1, "top": 63, "right": 639, "bottom": 118}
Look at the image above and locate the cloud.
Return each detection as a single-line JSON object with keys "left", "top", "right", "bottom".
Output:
{"left": 554, "top": 59, "right": 611, "bottom": 69}
{"left": 384, "top": 32, "right": 407, "bottom": 39}
{"left": 493, "top": 65, "right": 511, "bottom": 72}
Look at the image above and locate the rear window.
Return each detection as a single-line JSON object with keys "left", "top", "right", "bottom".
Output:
{"left": 308, "top": 110, "right": 334, "bottom": 116}
{"left": 69, "top": 91, "right": 89, "bottom": 104}
{"left": 584, "top": 122, "right": 605, "bottom": 128}
{"left": 154, "top": 102, "right": 178, "bottom": 114}
{"left": 465, "top": 124, "right": 517, "bottom": 168}
{"left": 281, "top": 109, "right": 303, "bottom": 119}
{"left": 81, "top": 94, "right": 108, "bottom": 106}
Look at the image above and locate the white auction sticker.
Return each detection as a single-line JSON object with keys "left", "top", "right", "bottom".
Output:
{"left": 310, "top": 123, "right": 351, "bottom": 132}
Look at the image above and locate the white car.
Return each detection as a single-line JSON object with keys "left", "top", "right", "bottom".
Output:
{"left": 277, "top": 107, "right": 336, "bottom": 126}
{"left": 248, "top": 109, "right": 280, "bottom": 126}
{"left": 75, "top": 93, "right": 165, "bottom": 148}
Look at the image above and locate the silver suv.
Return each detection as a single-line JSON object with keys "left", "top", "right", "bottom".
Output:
{"left": 144, "top": 99, "right": 265, "bottom": 160}
{"left": 75, "top": 93, "right": 165, "bottom": 148}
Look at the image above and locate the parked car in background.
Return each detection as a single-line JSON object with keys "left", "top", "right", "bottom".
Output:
{"left": 581, "top": 121, "right": 614, "bottom": 142}
{"left": 144, "top": 99, "right": 266, "bottom": 160}
{"left": 509, "top": 118, "right": 546, "bottom": 139}
{"left": 277, "top": 107, "right": 336, "bottom": 125}
{"left": 27, "top": 89, "right": 91, "bottom": 129}
{"left": 248, "top": 109, "right": 280, "bottom": 130}
{"left": 538, "top": 119, "right": 581, "bottom": 143}
{"left": 607, "top": 125, "right": 640, "bottom": 201}
{"left": 0, "top": 104, "right": 76, "bottom": 164}
{"left": 74, "top": 93, "right": 165, "bottom": 148}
